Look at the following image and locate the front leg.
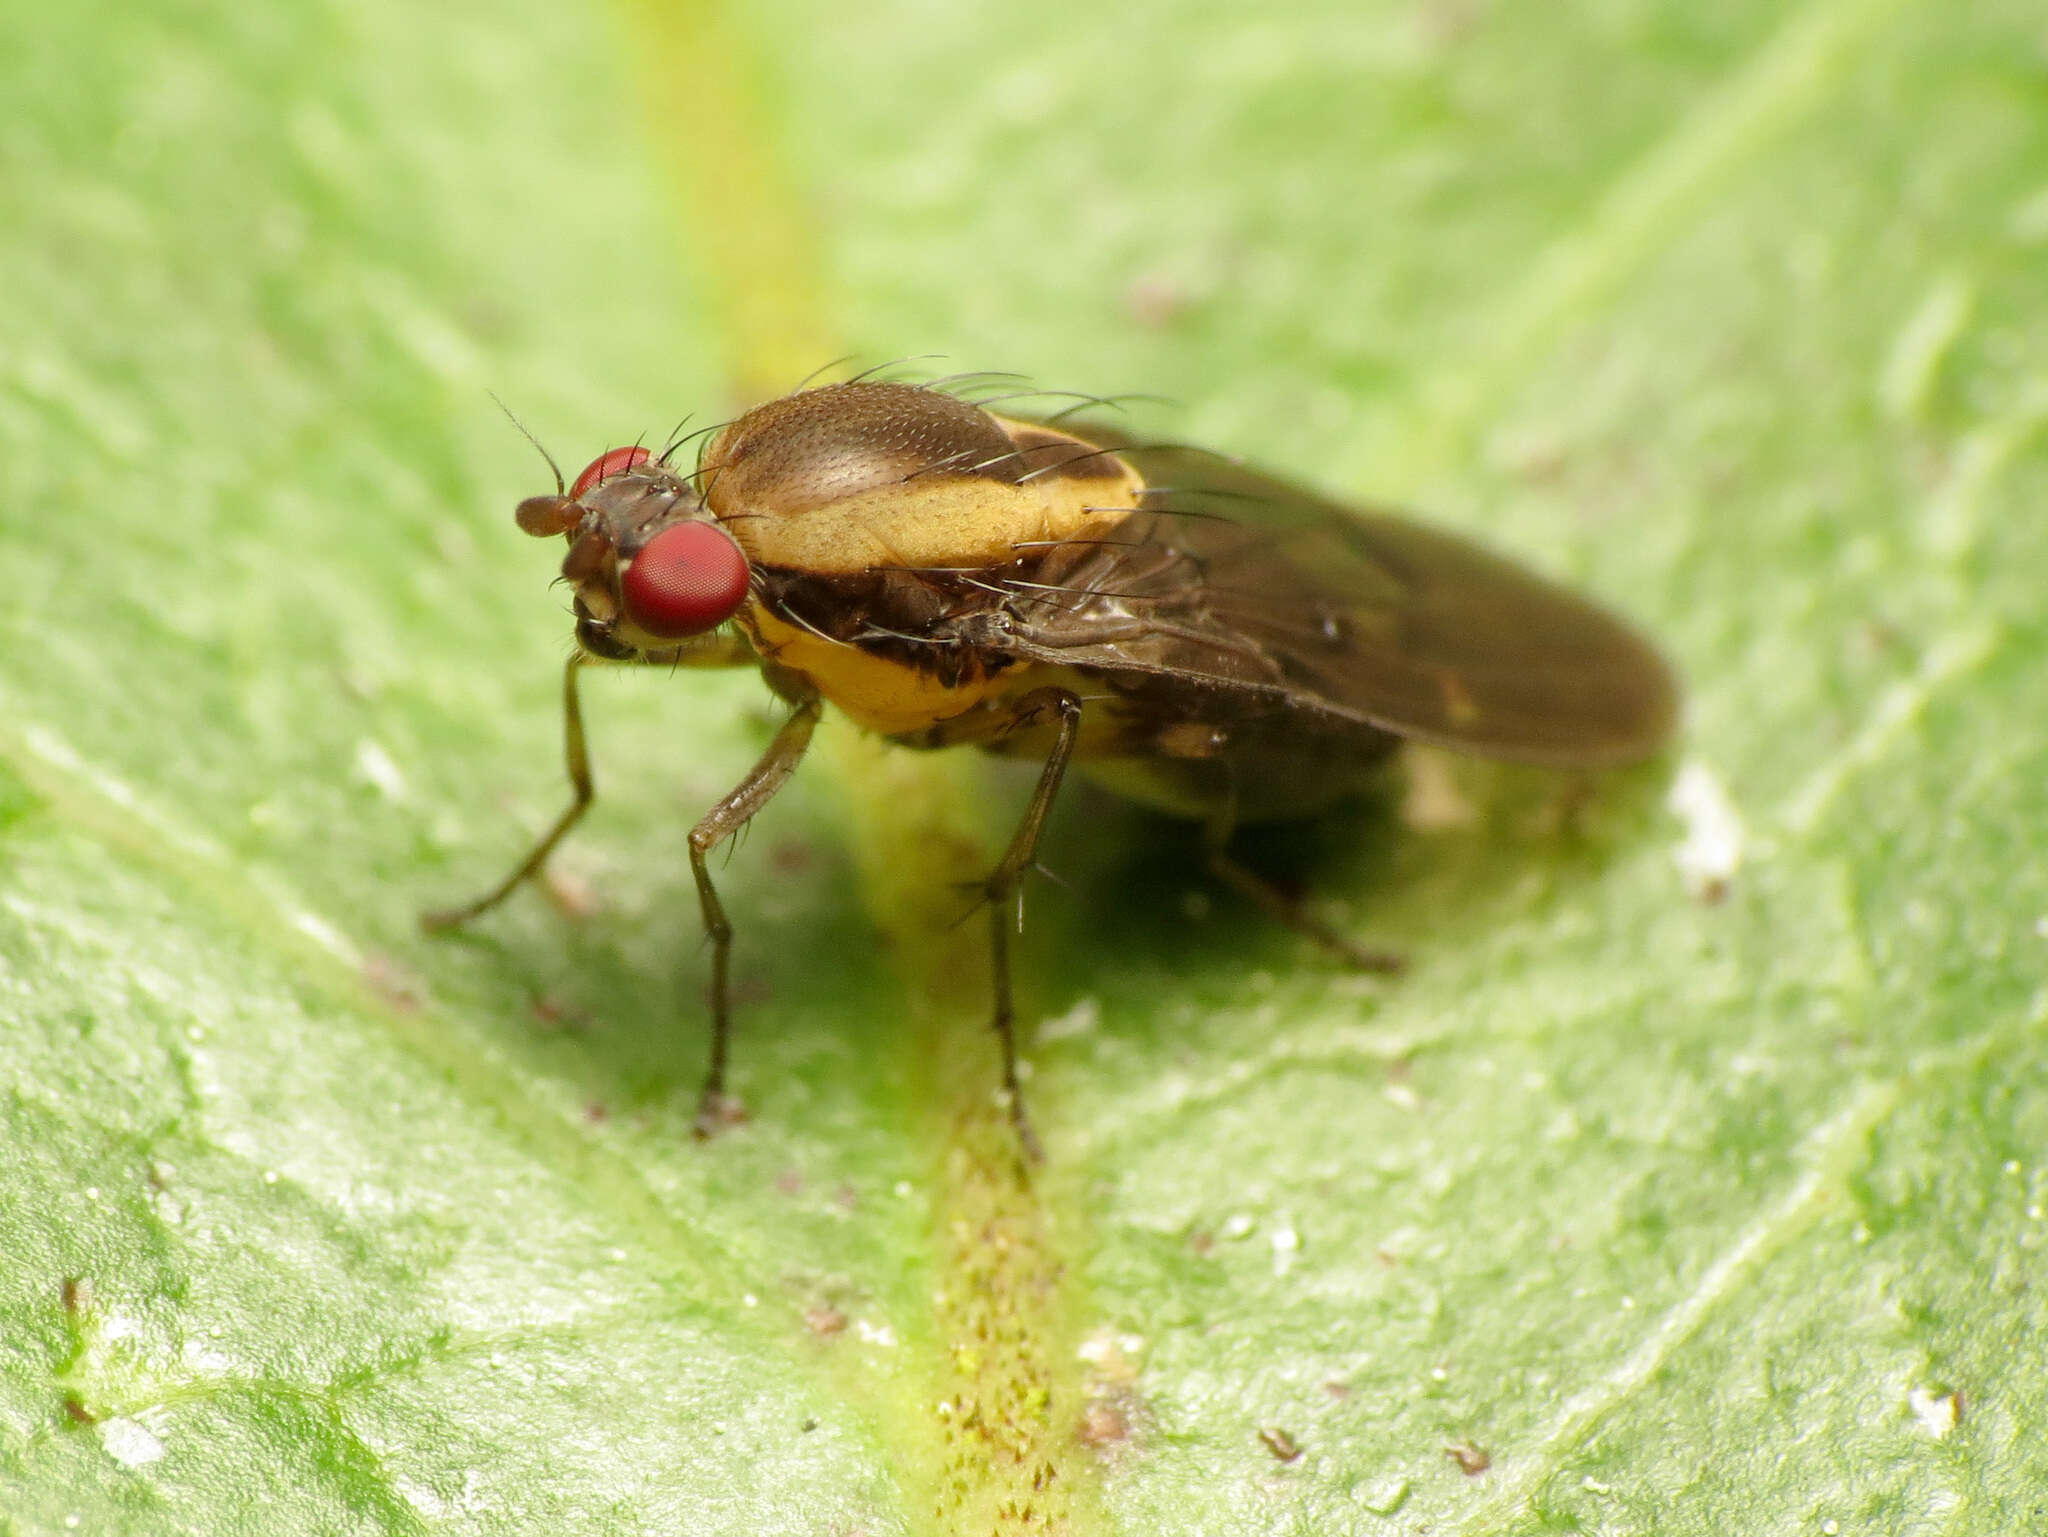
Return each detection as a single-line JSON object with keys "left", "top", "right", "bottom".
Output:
{"left": 423, "top": 629, "right": 760, "bottom": 930}
{"left": 688, "top": 691, "right": 822, "bottom": 1138}
{"left": 423, "top": 652, "right": 596, "bottom": 930}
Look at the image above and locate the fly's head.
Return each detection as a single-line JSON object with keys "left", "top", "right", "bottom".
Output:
{"left": 514, "top": 446, "right": 753, "bottom": 661}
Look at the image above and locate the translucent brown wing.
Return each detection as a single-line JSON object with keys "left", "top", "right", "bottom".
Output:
{"left": 996, "top": 435, "right": 1678, "bottom": 768}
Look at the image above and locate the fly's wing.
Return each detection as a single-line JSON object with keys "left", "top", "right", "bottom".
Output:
{"left": 997, "top": 434, "right": 1678, "bottom": 768}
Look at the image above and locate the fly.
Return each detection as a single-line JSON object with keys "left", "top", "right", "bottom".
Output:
{"left": 425, "top": 380, "right": 1678, "bottom": 1160}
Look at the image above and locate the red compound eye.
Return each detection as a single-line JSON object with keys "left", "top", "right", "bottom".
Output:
{"left": 621, "top": 521, "right": 751, "bottom": 638}
{"left": 570, "top": 445, "right": 654, "bottom": 500}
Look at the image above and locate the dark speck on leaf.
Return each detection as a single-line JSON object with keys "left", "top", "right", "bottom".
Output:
{"left": 1446, "top": 1440, "right": 1491, "bottom": 1475}
{"left": 1259, "top": 1427, "right": 1303, "bottom": 1463}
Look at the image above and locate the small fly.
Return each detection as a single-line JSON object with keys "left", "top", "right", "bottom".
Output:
{"left": 426, "top": 380, "right": 1677, "bottom": 1159}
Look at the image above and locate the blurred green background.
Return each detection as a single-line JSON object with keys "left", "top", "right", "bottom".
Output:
{"left": 2, "top": 0, "right": 2044, "bottom": 1532}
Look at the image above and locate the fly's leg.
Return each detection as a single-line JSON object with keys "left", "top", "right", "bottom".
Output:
{"left": 688, "top": 692, "right": 822, "bottom": 1139}
{"left": 1203, "top": 806, "right": 1405, "bottom": 975}
{"left": 423, "top": 653, "right": 595, "bottom": 931}
{"left": 423, "top": 633, "right": 761, "bottom": 931}
{"left": 983, "top": 687, "right": 1085, "bottom": 1163}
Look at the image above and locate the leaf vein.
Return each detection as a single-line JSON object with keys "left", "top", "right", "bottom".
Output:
{"left": 1371, "top": 0, "right": 1921, "bottom": 493}
{"left": 1449, "top": 1077, "right": 1901, "bottom": 1533}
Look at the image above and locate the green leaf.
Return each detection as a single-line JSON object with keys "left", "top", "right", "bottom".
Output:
{"left": 4, "top": 0, "right": 2044, "bottom": 1532}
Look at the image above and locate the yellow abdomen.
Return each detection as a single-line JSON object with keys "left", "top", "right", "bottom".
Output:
{"left": 746, "top": 608, "right": 1010, "bottom": 737}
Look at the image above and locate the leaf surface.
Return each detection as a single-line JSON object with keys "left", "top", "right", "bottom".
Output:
{"left": 2, "top": 0, "right": 2043, "bottom": 1532}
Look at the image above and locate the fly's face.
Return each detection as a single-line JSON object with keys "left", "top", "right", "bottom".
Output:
{"left": 513, "top": 446, "right": 754, "bottom": 662}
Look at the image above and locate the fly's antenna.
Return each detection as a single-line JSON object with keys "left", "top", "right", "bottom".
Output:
{"left": 491, "top": 392, "right": 565, "bottom": 496}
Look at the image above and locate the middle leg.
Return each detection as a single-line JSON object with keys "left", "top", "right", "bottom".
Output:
{"left": 981, "top": 686, "right": 1085, "bottom": 1163}
{"left": 686, "top": 691, "right": 823, "bottom": 1137}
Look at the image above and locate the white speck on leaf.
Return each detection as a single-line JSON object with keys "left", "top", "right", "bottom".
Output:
{"left": 1668, "top": 760, "right": 1744, "bottom": 897}
{"left": 395, "top": 1477, "right": 448, "bottom": 1519}
{"left": 100, "top": 1418, "right": 165, "bottom": 1467}
{"left": 1038, "top": 996, "right": 1100, "bottom": 1041}
{"left": 1271, "top": 1223, "right": 1300, "bottom": 1277}
{"left": 1355, "top": 1474, "right": 1410, "bottom": 1514}
{"left": 353, "top": 738, "right": 409, "bottom": 801}
{"left": 1907, "top": 1385, "right": 1960, "bottom": 1438}
{"left": 1077, "top": 1330, "right": 1145, "bottom": 1369}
